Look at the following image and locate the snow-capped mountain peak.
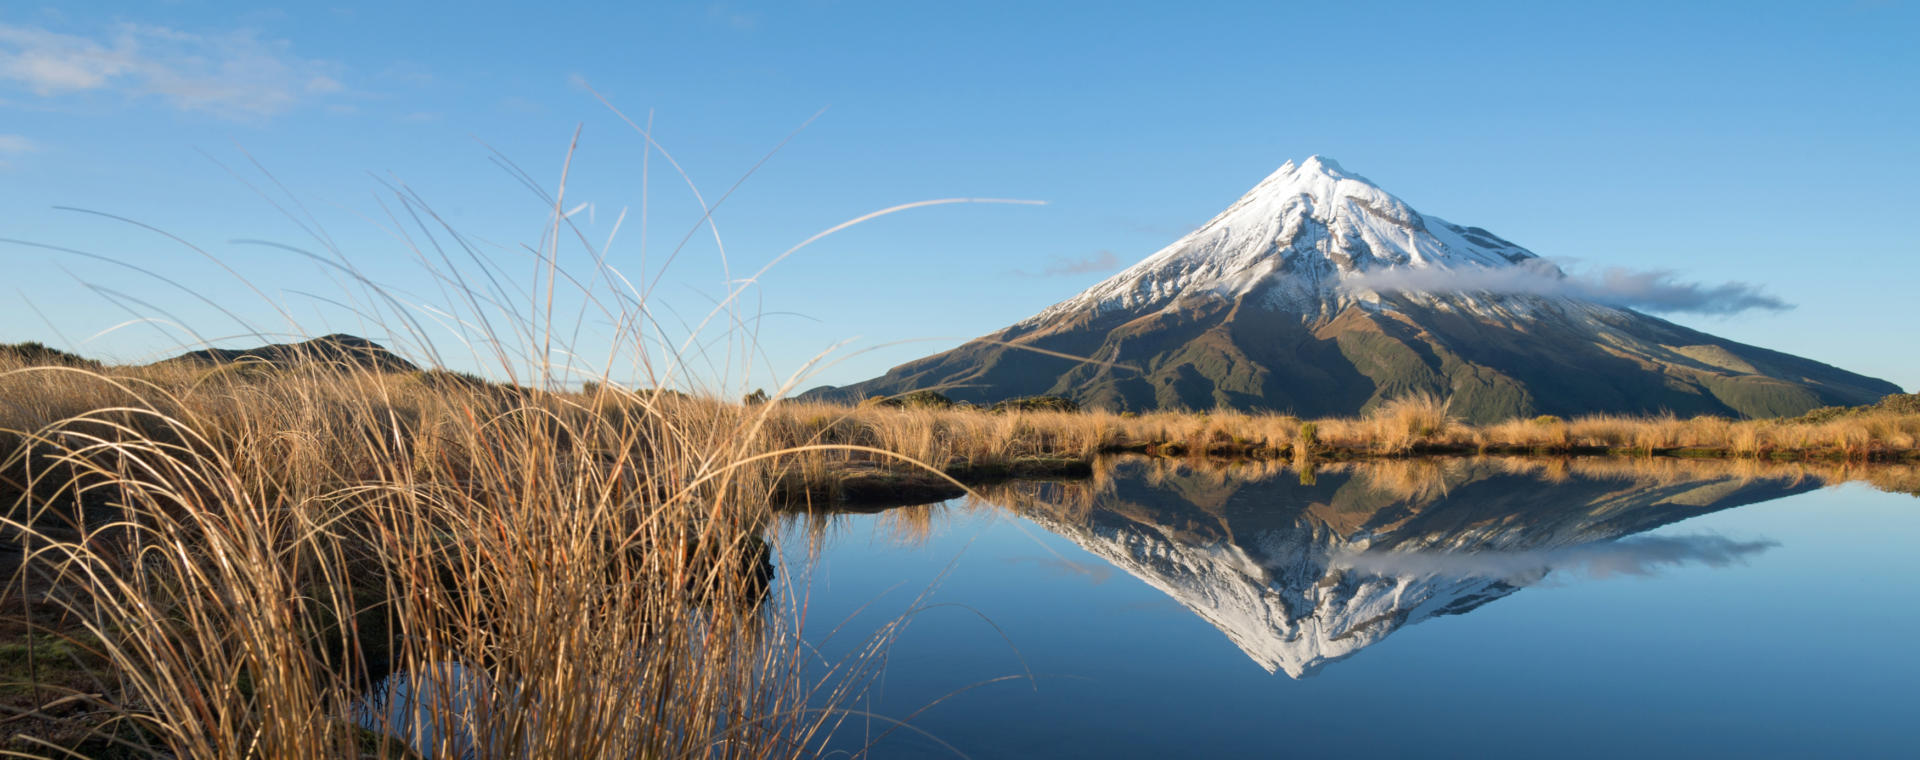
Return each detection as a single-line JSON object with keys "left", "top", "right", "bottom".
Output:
{"left": 810, "top": 157, "right": 1900, "bottom": 419}
{"left": 1242, "top": 155, "right": 1395, "bottom": 214}
{"left": 1028, "top": 156, "right": 1541, "bottom": 322}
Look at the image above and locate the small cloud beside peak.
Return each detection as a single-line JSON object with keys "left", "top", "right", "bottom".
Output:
{"left": 1343, "top": 258, "right": 1793, "bottom": 316}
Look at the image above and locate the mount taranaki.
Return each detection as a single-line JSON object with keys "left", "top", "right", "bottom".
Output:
{"left": 806, "top": 158, "right": 1899, "bottom": 422}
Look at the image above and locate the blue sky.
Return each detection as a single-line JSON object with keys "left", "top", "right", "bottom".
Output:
{"left": 1, "top": 1, "right": 1915, "bottom": 395}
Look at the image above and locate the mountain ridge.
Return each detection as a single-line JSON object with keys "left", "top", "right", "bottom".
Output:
{"left": 806, "top": 158, "right": 1899, "bottom": 421}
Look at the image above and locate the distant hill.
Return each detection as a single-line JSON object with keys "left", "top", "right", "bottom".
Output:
{"left": 0, "top": 341, "right": 101, "bottom": 370}
{"left": 162, "top": 334, "right": 419, "bottom": 373}
{"left": 806, "top": 157, "right": 1900, "bottom": 422}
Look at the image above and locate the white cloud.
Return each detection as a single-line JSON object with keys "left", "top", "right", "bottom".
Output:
{"left": 0, "top": 22, "right": 346, "bottom": 118}
{"left": 0, "top": 133, "right": 35, "bottom": 154}
{"left": 0, "top": 132, "right": 34, "bottom": 169}
{"left": 1343, "top": 258, "right": 1793, "bottom": 316}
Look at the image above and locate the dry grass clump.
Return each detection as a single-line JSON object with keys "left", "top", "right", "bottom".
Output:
{"left": 1267, "top": 394, "right": 1462, "bottom": 454}
{"left": 1366, "top": 393, "right": 1454, "bottom": 453}
{"left": 1478, "top": 415, "right": 1572, "bottom": 451}
{"left": 1, "top": 356, "right": 852, "bottom": 758}
{"left": 1570, "top": 411, "right": 1920, "bottom": 459}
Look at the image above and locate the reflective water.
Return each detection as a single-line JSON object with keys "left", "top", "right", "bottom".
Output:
{"left": 781, "top": 457, "right": 1920, "bottom": 758}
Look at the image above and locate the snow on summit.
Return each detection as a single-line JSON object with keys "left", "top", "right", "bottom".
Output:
{"left": 1030, "top": 156, "right": 1542, "bottom": 322}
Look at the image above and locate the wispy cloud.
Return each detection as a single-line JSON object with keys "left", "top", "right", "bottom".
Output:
{"left": 0, "top": 22, "right": 346, "bottom": 119}
{"left": 0, "top": 132, "right": 35, "bottom": 169}
{"left": 1332, "top": 534, "right": 1780, "bottom": 583}
{"left": 1343, "top": 258, "right": 1792, "bottom": 315}
{"left": 1012, "top": 250, "right": 1121, "bottom": 278}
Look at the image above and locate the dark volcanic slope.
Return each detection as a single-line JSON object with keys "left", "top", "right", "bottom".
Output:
{"left": 806, "top": 158, "right": 1897, "bottom": 421}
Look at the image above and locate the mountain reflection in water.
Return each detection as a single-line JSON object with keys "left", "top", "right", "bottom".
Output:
{"left": 798, "top": 457, "right": 1913, "bottom": 679}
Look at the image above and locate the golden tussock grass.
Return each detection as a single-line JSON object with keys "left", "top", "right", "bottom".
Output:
{"left": 775, "top": 391, "right": 1920, "bottom": 466}
{"left": 2, "top": 355, "right": 861, "bottom": 758}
